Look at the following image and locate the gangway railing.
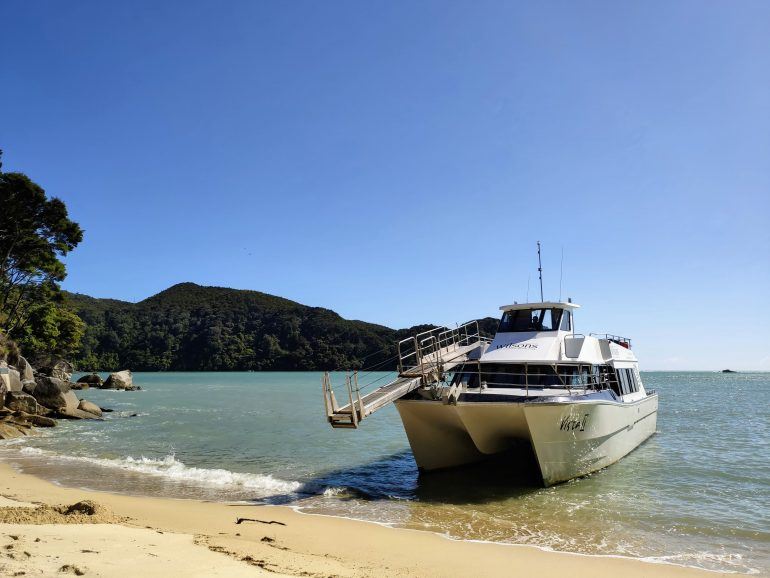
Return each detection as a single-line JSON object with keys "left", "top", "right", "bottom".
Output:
{"left": 322, "top": 320, "right": 488, "bottom": 429}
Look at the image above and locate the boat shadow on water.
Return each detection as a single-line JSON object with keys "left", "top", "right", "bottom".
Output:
{"left": 256, "top": 444, "right": 545, "bottom": 507}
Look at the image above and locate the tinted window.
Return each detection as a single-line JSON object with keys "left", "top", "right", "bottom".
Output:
{"left": 560, "top": 311, "right": 571, "bottom": 331}
{"left": 481, "top": 364, "right": 526, "bottom": 387}
{"left": 498, "top": 309, "right": 564, "bottom": 332}
{"left": 617, "top": 369, "right": 629, "bottom": 395}
{"left": 627, "top": 369, "right": 638, "bottom": 393}
{"left": 526, "top": 365, "right": 560, "bottom": 387}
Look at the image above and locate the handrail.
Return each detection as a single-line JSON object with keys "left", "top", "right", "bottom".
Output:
{"left": 450, "top": 363, "right": 618, "bottom": 393}
{"left": 591, "top": 333, "right": 632, "bottom": 348}
{"left": 397, "top": 320, "right": 483, "bottom": 375}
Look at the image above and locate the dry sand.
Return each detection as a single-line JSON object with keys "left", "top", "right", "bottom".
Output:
{"left": 0, "top": 462, "right": 724, "bottom": 577}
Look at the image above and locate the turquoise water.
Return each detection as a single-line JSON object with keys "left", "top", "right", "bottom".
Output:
{"left": 1, "top": 371, "right": 768, "bottom": 575}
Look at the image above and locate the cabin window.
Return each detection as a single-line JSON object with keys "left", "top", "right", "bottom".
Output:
{"left": 627, "top": 369, "right": 639, "bottom": 393}
{"left": 557, "top": 365, "right": 589, "bottom": 386}
{"left": 617, "top": 369, "right": 629, "bottom": 395}
{"left": 498, "top": 308, "right": 564, "bottom": 332}
{"left": 560, "top": 311, "right": 571, "bottom": 331}
{"left": 525, "top": 365, "right": 560, "bottom": 387}
{"left": 481, "top": 364, "right": 526, "bottom": 387}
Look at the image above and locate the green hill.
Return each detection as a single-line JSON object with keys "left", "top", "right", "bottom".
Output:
{"left": 66, "top": 283, "right": 498, "bottom": 372}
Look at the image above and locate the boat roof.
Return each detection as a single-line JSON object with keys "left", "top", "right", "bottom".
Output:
{"left": 499, "top": 301, "right": 581, "bottom": 312}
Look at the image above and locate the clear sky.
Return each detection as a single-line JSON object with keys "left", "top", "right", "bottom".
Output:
{"left": 1, "top": 1, "right": 768, "bottom": 370}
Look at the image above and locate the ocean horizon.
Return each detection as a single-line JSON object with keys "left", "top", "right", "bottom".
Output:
{"left": 1, "top": 370, "right": 767, "bottom": 575}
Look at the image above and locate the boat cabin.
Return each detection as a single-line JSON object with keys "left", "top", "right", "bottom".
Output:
{"left": 497, "top": 301, "right": 580, "bottom": 334}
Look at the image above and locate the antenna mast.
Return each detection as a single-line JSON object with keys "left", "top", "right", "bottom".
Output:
{"left": 537, "top": 241, "right": 544, "bottom": 302}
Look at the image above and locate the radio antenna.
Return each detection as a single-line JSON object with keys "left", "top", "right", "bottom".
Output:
{"left": 537, "top": 241, "right": 544, "bottom": 302}
{"left": 559, "top": 246, "right": 564, "bottom": 302}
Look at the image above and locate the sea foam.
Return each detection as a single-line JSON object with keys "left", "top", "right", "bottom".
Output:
{"left": 15, "top": 448, "right": 301, "bottom": 497}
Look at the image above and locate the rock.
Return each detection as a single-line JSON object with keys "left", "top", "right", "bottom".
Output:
{"left": 0, "top": 420, "right": 27, "bottom": 440}
{"left": 31, "top": 376, "right": 79, "bottom": 412}
{"left": 55, "top": 407, "right": 101, "bottom": 420}
{"left": 8, "top": 368, "right": 22, "bottom": 392}
{"left": 29, "top": 414, "right": 56, "bottom": 427}
{"left": 77, "top": 399, "right": 103, "bottom": 417}
{"left": 38, "top": 360, "right": 74, "bottom": 382}
{"left": 103, "top": 370, "right": 136, "bottom": 390}
{"left": 77, "top": 373, "right": 103, "bottom": 387}
{"left": 69, "top": 381, "right": 89, "bottom": 390}
{"left": 17, "top": 356, "right": 35, "bottom": 383}
{"left": 0, "top": 361, "right": 9, "bottom": 396}
{"left": 4, "top": 392, "right": 42, "bottom": 415}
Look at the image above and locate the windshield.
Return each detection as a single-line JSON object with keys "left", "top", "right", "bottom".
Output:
{"left": 497, "top": 308, "right": 565, "bottom": 332}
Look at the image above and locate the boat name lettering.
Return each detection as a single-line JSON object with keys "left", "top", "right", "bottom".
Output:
{"left": 559, "top": 414, "right": 589, "bottom": 432}
{"left": 494, "top": 342, "right": 538, "bottom": 350}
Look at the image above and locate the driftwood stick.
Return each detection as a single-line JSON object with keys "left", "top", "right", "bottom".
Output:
{"left": 235, "top": 517, "right": 286, "bottom": 526}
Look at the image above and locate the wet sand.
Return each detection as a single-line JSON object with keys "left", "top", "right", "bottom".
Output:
{"left": 0, "top": 462, "right": 724, "bottom": 577}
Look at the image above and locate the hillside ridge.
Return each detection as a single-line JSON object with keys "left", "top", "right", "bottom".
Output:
{"left": 64, "top": 283, "right": 497, "bottom": 372}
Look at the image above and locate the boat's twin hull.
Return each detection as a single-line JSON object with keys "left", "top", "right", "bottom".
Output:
{"left": 395, "top": 394, "right": 658, "bottom": 486}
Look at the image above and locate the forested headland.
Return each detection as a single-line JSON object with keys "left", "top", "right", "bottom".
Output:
{"left": 67, "top": 283, "right": 499, "bottom": 371}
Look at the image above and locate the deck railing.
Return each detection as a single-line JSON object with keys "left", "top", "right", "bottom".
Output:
{"left": 452, "top": 363, "right": 619, "bottom": 396}
{"left": 397, "top": 320, "right": 483, "bottom": 376}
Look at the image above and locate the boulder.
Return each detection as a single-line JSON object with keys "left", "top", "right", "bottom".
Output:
{"left": 70, "top": 381, "right": 89, "bottom": 390}
{"left": 38, "top": 360, "right": 74, "bottom": 382}
{"left": 8, "top": 368, "right": 22, "bottom": 393}
{"left": 29, "top": 414, "right": 56, "bottom": 427}
{"left": 22, "top": 379, "right": 36, "bottom": 395}
{"left": 0, "top": 420, "right": 27, "bottom": 440}
{"left": 31, "top": 376, "right": 79, "bottom": 412}
{"left": 17, "top": 356, "right": 35, "bottom": 383}
{"left": 5, "top": 392, "right": 42, "bottom": 415}
{"left": 0, "top": 361, "right": 9, "bottom": 396}
{"left": 103, "top": 370, "right": 136, "bottom": 390}
{"left": 55, "top": 407, "right": 101, "bottom": 420}
{"left": 77, "top": 399, "right": 103, "bottom": 417}
{"left": 77, "top": 373, "right": 103, "bottom": 387}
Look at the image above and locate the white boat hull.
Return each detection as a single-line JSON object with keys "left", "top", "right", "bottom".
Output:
{"left": 395, "top": 393, "right": 658, "bottom": 486}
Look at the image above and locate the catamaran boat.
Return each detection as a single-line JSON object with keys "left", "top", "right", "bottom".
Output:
{"left": 322, "top": 300, "right": 658, "bottom": 486}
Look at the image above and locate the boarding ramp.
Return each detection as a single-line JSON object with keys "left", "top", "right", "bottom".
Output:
{"left": 322, "top": 321, "right": 488, "bottom": 429}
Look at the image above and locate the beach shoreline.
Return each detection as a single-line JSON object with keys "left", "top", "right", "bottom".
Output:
{"left": 0, "top": 460, "right": 730, "bottom": 578}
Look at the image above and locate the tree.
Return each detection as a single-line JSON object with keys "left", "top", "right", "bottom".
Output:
{"left": 0, "top": 150, "right": 84, "bottom": 357}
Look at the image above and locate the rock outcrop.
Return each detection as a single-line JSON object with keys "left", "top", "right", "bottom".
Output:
{"left": 77, "top": 399, "right": 103, "bottom": 417}
{"left": 102, "top": 370, "right": 139, "bottom": 390}
{"left": 30, "top": 375, "right": 79, "bottom": 413}
{"left": 8, "top": 368, "right": 22, "bottom": 392}
{"left": 0, "top": 361, "right": 9, "bottom": 394}
{"left": 38, "top": 360, "right": 74, "bottom": 382}
{"left": 17, "top": 356, "right": 35, "bottom": 386}
{"left": 76, "top": 373, "right": 103, "bottom": 387}
{"left": 5, "top": 391, "right": 43, "bottom": 415}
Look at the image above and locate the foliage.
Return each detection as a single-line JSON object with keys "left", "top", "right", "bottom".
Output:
{"left": 0, "top": 150, "right": 85, "bottom": 360}
{"left": 67, "top": 283, "right": 499, "bottom": 372}
{"left": 0, "top": 331, "right": 20, "bottom": 366}
{"left": 13, "top": 300, "right": 86, "bottom": 363}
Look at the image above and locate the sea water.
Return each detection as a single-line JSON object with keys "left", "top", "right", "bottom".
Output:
{"left": 0, "top": 371, "right": 767, "bottom": 574}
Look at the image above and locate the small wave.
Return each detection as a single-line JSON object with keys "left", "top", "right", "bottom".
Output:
{"left": 13, "top": 449, "right": 301, "bottom": 497}
{"left": 322, "top": 487, "right": 345, "bottom": 497}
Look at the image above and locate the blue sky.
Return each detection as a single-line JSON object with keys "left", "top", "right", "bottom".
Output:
{"left": 1, "top": 1, "right": 768, "bottom": 370}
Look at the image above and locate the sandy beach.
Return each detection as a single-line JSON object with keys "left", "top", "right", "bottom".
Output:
{"left": 0, "top": 462, "right": 726, "bottom": 578}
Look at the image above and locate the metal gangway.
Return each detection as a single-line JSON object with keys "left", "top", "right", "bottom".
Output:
{"left": 322, "top": 320, "right": 488, "bottom": 429}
